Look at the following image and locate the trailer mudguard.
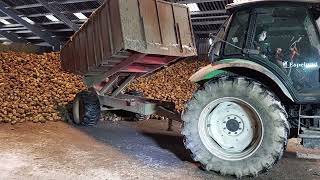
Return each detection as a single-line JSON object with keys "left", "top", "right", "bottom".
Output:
{"left": 190, "top": 59, "right": 294, "bottom": 101}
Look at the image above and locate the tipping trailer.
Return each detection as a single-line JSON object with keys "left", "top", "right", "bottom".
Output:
{"left": 60, "top": 0, "right": 197, "bottom": 125}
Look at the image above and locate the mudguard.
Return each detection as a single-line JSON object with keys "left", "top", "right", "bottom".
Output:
{"left": 190, "top": 59, "right": 294, "bottom": 101}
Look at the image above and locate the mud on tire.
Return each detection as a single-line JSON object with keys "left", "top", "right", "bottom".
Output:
{"left": 182, "top": 76, "right": 289, "bottom": 178}
{"left": 73, "top": 91, "right": 101, "bottom": 126}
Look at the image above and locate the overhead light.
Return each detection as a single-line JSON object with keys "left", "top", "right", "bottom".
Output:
{"left": 46, "top": 15, "right": 59, "bottom": 22}
{"left": 186, "top": 3, "right": 200, "bottom": 12}
{"left": 73, "top": 13, "right": 87, "bottom": 20}
{"left": 0, "top": 19, "right": 11, "bottom": 25}
{"left": 3, "top": 42, "right": 12, "bottom": 45}
{"left": 22, "top": 17, "right": 35, "bottom": 24}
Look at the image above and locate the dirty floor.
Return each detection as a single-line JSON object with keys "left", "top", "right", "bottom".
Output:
{"left": 0, "top": 119, "right": 320, "bottom": 180}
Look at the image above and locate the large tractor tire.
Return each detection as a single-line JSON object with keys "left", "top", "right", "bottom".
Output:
{"left": 73, "top": 91, "right": 101, "bottom": 126}
{"left": 182, "top": 76, "right": 289, "bottom": 178}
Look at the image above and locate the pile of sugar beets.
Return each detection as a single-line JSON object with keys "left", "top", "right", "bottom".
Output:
{"left": 0, "top": 51, "right": 207, "bottom": 124}
{"left": 0, "top": 52, "right": 85, "bottom": 124}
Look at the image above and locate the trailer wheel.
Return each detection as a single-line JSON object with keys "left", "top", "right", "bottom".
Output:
{"left": 182, "top": 77, "right": 289, "bottom": 178}
{"left": 73, "top": 91, "right": 101, "bottom": 126}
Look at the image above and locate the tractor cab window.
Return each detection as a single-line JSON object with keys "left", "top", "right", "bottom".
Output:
{"left": 209, "top": 17, "right": 230, "bottom": 62}
{"left": 224, "top": 11, "right": 250, "bottom": 55}
{"left": 253, "top": 6, "right": 320, "bottom": 92}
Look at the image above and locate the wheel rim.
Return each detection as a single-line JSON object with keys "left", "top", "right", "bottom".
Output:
{"left": 198, "top": 97, "right": 264, "bottom": 161}
{"left": 73, "top": 96, "right": 85, "bottom": 124}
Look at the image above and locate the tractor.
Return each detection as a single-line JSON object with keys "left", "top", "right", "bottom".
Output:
{"left": 182, "top": 0, "right": 320, "bottom": 177}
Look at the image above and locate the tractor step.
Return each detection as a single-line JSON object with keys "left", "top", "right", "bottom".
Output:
{"left": 299, "top": 128, "right": 320, "bottom": 148}
{"left": 290, "top": 138, "right": 320, "bottom": 160}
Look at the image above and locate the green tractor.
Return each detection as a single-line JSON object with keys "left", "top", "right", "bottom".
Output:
{"left": 183, "top": 0, "right": 320, "bottom": 178}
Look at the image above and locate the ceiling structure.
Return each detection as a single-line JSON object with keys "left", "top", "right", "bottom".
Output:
{"left": 0, "top": 0, "right": 232, "bottom": 50}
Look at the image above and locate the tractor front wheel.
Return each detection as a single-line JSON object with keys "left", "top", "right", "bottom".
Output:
{"left": 182, "top": 77, "right": 289, "bottom": 178}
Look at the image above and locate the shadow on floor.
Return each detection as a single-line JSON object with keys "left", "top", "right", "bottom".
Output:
{"left": 141, "top": 132, "right": 194, "bottom": 162}
{"left": 75, "top": 121, "right": 194, "bottom": 168}
{"left": 70, "top": 120, "right": 320, "bottom": 180}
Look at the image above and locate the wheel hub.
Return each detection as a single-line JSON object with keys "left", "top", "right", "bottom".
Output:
{"left": 225, "top": 116, "right": 243, "bottom": 134}
{"left": 206, "top": 102, "right": 254, "bottom": 153}
{"left": 226, "top": 119, "right": 240, "bottom": 132}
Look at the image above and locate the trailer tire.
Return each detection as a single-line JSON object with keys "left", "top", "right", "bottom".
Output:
{"left": 182, "top": 76, "right": 289, "bottom": 178}
{"left": 73, "top": 91, "right": 101, "bottom": 126}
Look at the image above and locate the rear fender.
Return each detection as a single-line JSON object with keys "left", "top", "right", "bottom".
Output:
{"left": 190, "top": 59, "right": 294, "bottom": 101}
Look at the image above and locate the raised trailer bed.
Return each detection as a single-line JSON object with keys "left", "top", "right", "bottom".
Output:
{"left": 60, "top": 0, "right": 197, "bottom": 124}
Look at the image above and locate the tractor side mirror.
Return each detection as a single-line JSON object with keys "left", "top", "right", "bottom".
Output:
{"left": 208, "top": 40, "right": 222, "bottom": 63}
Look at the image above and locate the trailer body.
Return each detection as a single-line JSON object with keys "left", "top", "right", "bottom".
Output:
{"left": 61, "top": 0, "right": 197, "bottom": 77}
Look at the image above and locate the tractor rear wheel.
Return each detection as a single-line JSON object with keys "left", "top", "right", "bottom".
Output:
{"left": 182, "top": 77, "right": 289, "bottom": 178}
{"left": 73, "top": 91, "right": 101, "bottom": 126}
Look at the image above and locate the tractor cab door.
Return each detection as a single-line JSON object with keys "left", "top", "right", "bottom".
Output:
{"left": 243, "top": 6, "right": 320, "bottom": 102}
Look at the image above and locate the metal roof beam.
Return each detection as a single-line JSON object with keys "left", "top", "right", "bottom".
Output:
{"left": 15, "top": 28, "right": 74, "bottom": 34}
{"left": 192, "top": 20, "right": 225, "bottom": 25}
{"left": 0, "top": 30, "right": 27, "bottom": 43}
{"left": 41, "top": 19, "right": 86, "bottom": 25}
{"left": 177, "top": 0, "right": 227, "bottom": 3}
{"left": 0, "top": 19, "right": 86, "bottom": 29}
{"left": 36, "top": 0, "right": 79, "bottom": 31}
{"left": 0, "top": 8, "right": 96, "bottom": 20}
{"left": 13, "top": 0, "right": 103, "bottom": 9}
{"left": 191, "top": 15, "right": 229, "bottom": 20}
{"left": 191, "top": 10, "right": 227, "bottom": 15}
{"left": 194, "top": 30, "right": 218, "bottom": 34}
{"left": 96, "top": 0, "right": 105, "bottom": 4}
{"left": 0, "top": 27, "right": 27, "bottom": 31}
{"left": 0, "top": 1, "right": 60, "bottom": 50}
{"left": 13, "top": 4, "right": 43, "bottom": 10}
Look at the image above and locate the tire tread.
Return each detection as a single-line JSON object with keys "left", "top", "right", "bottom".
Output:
{"left": 182, "top": 76, "right": 289, "bottom": 178}
{"left": 75, "top": 91, "right": 101, "bottom": 126}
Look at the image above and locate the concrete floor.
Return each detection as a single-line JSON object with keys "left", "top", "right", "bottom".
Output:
{"left": 1, "top": 119, "right": 320, "bottom": 180}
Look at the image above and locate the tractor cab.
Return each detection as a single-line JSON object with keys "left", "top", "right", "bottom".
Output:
{"left": 209, "top": 0, "right": 320, "bottom": 102}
